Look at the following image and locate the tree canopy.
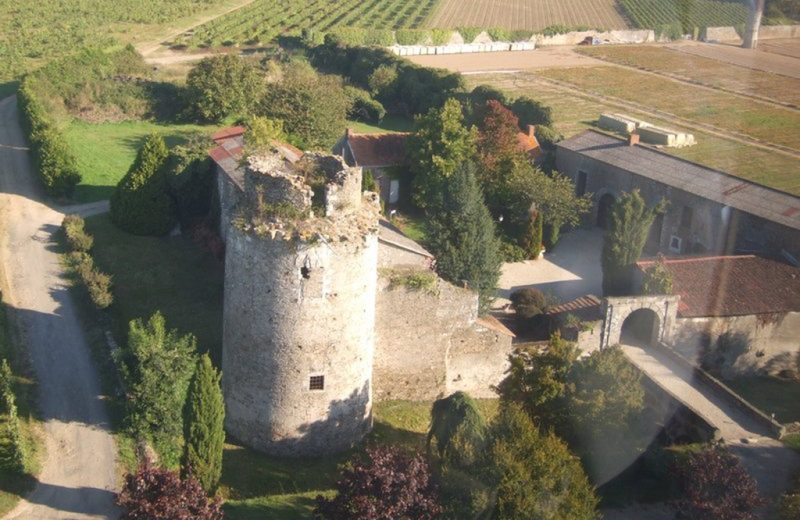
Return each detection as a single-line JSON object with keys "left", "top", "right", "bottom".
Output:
{"left": 601, "top": 190, "right": 667, "bottom": 296}
{"left": 427, "top": 391, "right": 487, "bottom": 468}
{"left": 425, "top": 161, "right": 501, "bottom": 310}
{"left": 641, "top": 256, "right": 674, "bottom": 295}
{"left": 408, "top": 98, "right": 477, "bottom": 211}
{"left": 186, "top": 54, "right": 264, "bottom": 122}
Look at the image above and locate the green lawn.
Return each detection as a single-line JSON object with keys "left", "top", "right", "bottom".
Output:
{"left": 722, "top": 376, "right": 800, "bottom": 424}
{"left": 64, "top": 120, "right": 219, "bottom": 203}
{"left": 347, "top": 115, "right": 414, "bottom": 134}
{"left": 84, "top": 214, "right": 224, "bottom": 361}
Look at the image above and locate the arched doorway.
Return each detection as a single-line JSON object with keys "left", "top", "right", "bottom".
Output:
{"left": 620, "top": 308, "right": 660, "bottom": 347}
{"left": 596, "top": 193, "right": 615, "bottom": 229}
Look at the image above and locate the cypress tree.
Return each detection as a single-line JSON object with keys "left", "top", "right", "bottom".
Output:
{"left": 601, "top": 190, "right": 667, "bottom": 296}
{"left": 110, "top": 134, "right": 175, "bottom": 236}
{"left": 426, "top": 161, "right": 502, "bottom": 311}
{"left": 182, "top": 353, "right": 225, "bottom": 494}
{"left": 427, "top": 391, "right": 487, "bottom": 468}
{"left": 525, "top": 211, "right": 544, "bottom": 260}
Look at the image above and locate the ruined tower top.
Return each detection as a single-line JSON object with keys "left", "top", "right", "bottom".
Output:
{"left": 236, "top": 150, "right": 379, "bottom": 243}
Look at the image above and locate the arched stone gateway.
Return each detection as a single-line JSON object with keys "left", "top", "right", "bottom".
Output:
{"left": 600, "top": 295, "right": 680, "bottom": 348}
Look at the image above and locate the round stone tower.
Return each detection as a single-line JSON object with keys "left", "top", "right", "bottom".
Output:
{"left": 221, "top": 151, "right": 380, "bottom": 456}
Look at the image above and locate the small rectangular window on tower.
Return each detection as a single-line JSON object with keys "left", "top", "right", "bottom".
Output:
{"left": 309, "top": 375, "right": 325, "bottom": 391}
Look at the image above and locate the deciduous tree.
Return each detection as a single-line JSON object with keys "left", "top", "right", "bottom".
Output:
{"left": 117, "top": 312, "right": 197, "bottom": 465}
{"left": 408, "top": 98, "right": 477, "bottom": 211}
{"left": 601, "top": 190, "right": 667, "bottom": 296}
{"left": 182, "top": 354, "right": 225, "bottom": 494}
{"left": 186, "top": 54, "right": 264, "bottom": 122}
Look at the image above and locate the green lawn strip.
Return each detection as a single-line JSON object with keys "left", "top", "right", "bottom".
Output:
{"left": 64, "top": 120, "right": 220, "bottom": 204}
{"left": 464, "top": 73, "right": 800, "bottom": 197}
{"left": 536, "top": 66, "right": 800, "bottom": 151}
{"left": 390, "top": 212, "right": 430, "bottom": 245}
{"left": 783, "top": 433, "right": 800, "bottom": 452}
{"left": 578, "top": 46, "right": 800, "bottom": 107}
{"left": 224, "top": 491, "right": 330, "bottom": 520}
{"left": 84, "top": 214, "right": 224, "bottom": 363}
{"left": 346, "top": 115, "right": 414, "bottom": 134}
{"left": 721, "top": 375, "right": 800, "bottom": 424}
{"left": 0, "top": 299, "right": 42, "bottom": 516}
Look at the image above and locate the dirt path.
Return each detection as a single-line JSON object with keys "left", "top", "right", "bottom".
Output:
{"left": 0, "top": 96, "right": 119, "bottom": 519}
{"left": 407, "top": 46, "right": 600, "bottom": 72}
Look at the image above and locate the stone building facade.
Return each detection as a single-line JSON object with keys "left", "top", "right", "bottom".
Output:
{"left": 556, "top": 130, "right": 800, "bottom": 262}
{"left": 210, "top": 129, "right": 514, "bottom": 456}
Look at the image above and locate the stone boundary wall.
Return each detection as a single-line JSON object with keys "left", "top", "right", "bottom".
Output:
{"left": 652, "top": 341, "right": 786, "bottom": 438}
{"left": 535, "top": 29, "right": 654, "bottom": 46}
{"left": 703, "top": 24, "right": 800, "bottom": 42}
{"left": 390, "top": 41, "right": 534, "bottom": 56}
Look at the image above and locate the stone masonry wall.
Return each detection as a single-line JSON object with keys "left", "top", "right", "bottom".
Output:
{"left": 674, "top": 312, "right": 800, "bottom": 377}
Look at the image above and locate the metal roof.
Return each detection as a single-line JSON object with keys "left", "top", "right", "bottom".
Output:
{"left": 557, "top": 130, "right": 800, "bottom": 231}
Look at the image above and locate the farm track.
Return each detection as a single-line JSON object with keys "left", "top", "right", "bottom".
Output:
{"left": 581, "top": 50, "right": 800, "bottom": 112}
{"left": 514, "top": 73, "right": 800, "bottom": 160}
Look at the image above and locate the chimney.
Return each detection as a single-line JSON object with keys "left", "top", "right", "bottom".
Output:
{"left": 527, "top": 124, "right": 536, "bottom": 138}
{"left": 628, "top": 133, "right": 640, "bottom": 146}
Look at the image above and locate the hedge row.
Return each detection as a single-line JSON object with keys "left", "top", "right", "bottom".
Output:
{"left": 62, "top": 215, "right": 113, "bottom": 309}
{"left": 17, "top": 78, "right": 81, "bottom": 198}
{"left": 322, "top": 25, "right": 602, "bottom": 47}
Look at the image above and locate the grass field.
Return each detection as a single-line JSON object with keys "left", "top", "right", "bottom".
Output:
{"left": 85, "top": 214, "right": 225, "bottom": 362}
{"left": 538, "top": 65, "right": 800, "bottom": 152}
{"left": 467, "top": 72, "right": 800, "bottom": 196}
{"left": 722, "top": 376, "right": 800, "bottom": 424}
{"left": 427, "top": 0, "right": 631, "bottom": 31}
{"left": 579, "top": 45, "right": 800, "bottom": 107}
{"left": 64, "top": 120, "right": 219, "bottom": 203}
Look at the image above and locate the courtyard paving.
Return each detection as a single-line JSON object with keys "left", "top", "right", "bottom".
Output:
{"left": 494, "top": 228, "right": 604, "bottom": 309}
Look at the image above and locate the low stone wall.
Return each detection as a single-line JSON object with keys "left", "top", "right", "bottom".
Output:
{"left": 674, "top": 312, "right": 800, "bottom": 377}
{"left": 653, "top": 341, "right": 785, "bottom": 438}
{"left": 535, "top": 29, "right": 654, "bottom": 46}
{"left": 447, "top": 320, "right": 515, "bottom": 398}
{"left": 703, "top": 24, "right": 800, "bottom": 43}
{"left": 390, "top": 41, "right": 534, "bottom": 56}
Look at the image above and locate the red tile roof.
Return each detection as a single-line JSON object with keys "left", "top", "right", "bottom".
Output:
{"left": 546, "top": 295, "right": 603, "bottom": 321}
{"left": 212, "top": 126, "right": 246, "bottom": 142}
{"left": 345, "top": 131, "right": 410, "bottom": 168}
{"left": 636, "top": 255, "right": 800, "bottom": 318}
{"left": 517, "top": 125, "right": 543, "bottom": 161}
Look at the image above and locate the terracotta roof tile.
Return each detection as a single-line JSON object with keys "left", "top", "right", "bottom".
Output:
{"left": 212, "top": 126, "right": 246, "bottom": 142}
{"left": 346, "top": 131, "right": 410, "bottom": 168}
{"left": 636, "top": 255, "right": 800, "bottom": 317}
{"left": 516, "top": 127, "right": 543, "bottom": 160}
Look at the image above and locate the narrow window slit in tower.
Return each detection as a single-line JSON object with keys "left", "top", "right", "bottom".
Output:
{"left": 309, "top": 375, "right": 325, "bottom": 390}
{"left": 301, "top": 266, "right": 311, "bottom": 279}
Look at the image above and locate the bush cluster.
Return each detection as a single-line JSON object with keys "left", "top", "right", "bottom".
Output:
{"left": 62, "top": 215, "right": 113, "bottom": 309}
{"left": 343, "top": 85, "right": 386, "bottom": 123}
{"left": 17, "top": 79, "right": 81, "bottom": 198}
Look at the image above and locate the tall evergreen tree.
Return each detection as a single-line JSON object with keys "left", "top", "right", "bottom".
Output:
{"left": 601, "top": 190, "right": 667, "bottom": 296}
{"left": 110, "top": 134, "right": 175, "bottom": 236}
{"left": 426, "top": 161, "right": 501, "bottom": 310}
{"left": 408, "top": 98, "right": 477, "bottom": 211}
{"left": 182, "top": 354, "right": 225, "bottom": 494}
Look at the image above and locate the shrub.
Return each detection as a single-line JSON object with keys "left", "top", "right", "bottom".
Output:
{"left": 430, "top": 29, "right": 452, "bottom": 45}
{"left": 0, "top": 359, "right": 28, "bottom": 473}
{"left": 641, "top": 256, "right": 674, "bottom": 295}
{"left": 117, "top": 460, "right": 223, "bottom": 520}
{"left": 83, "top": 268, "right": 114, "bottom": 309}
{"left": 110, "top": 134, "right": 175, "bottom": 236}
{"left": 778, "top": 474, "right": 800, "bottom": 520}
{"left": 363, "top": 29, "right": 395, "bottom": 47}
{"left": 62, "top": 214, "right": 93, "bottom": 252}
{"left": 343, "top": 86, "right": 386, "bottom": 123}
{"left": 674, "top": 444, "right": 763, "bottom": 520}
{"left": 457, "top": 27, "right": 482, "bottom": 44}
{"left": 315, "top": 446, "right": 442, "bottom": 520}
{"left": 509, "top": 29, "right": 533, "bottom": 41}
{"left": 185, "top": 54, "right": 264, "bottom": 122}
{"left": 499, "top": 239, "right": 526, "bottom": 262}
{"left": 396, "top": 29, "right": 429, "bottom": 45}
{"left": 427, "top": 391, "right": 487, "bottom": 468}
{"left": 164, "top": 138, "right": 215, "bottom": 229}
{"left": 510, "top": 96, "right": 553, "bottom": 128}
{"left": 534, "top": 124, "right": 563, "bottom": 149}
{"left": 487, "top": 28, "right": 511, "bottom": 42}
{"left": 384, "top": 268, "right": 438, "bottom": 294}
{"left": 17, "top": 80, "right": 82, "bottom": 197}
{"left": 509, "top": 288, "right": 547, "bottom": 319}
